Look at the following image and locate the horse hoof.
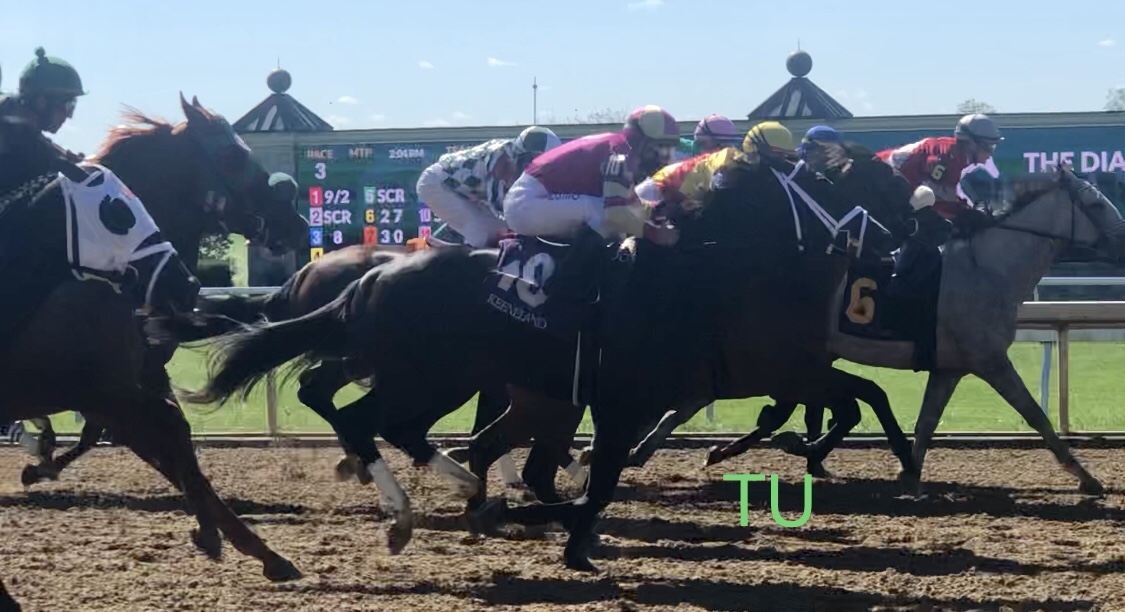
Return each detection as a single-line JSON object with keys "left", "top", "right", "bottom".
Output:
{"left": 334, "top": 455, "right": 359, "bottom": 482}
{"left": 467, "top": 497, "right": 507, "bottom": 536}
{"left": 386, "top": 522, "right": 414, "bottom": 555}
{"left": 564, "top": 552, "right": 599, "bottom": 573}
{"left": 19, "top": 466, "right": 41, "bottom": 487}
{"left": 770, "top": 431, "right": 807, "bottom": 456}
{"left": 443, "top": 447, "right": 470, "bottom": 465}
{"left": 263, "top": 556, "right": 303, "bottom": 582}
{"left": 1080, "top": 479, "right": 1106, "bottom": 497}
{"left": 704, "top": 446, "right": 724, "bottom": 467}
{"left": 898, "top": 468, "right": 923, "bottom": 497}
{"left": 808, "top": 462, "right": 832, "bottom": 479}
{"left": 577, "top": 447, "right": 593, "bottom": 467}
{"left": 191, "top": 528, "right": 223, "bottom": 560}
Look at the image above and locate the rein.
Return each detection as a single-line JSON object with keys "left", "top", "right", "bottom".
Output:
{"left": 963, "top": 174, "right": 1115, "bottom": 267}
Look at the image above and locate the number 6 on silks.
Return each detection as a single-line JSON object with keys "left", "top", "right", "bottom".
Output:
{"left": 496, "top": 252, "right": 556, "bottom": 309}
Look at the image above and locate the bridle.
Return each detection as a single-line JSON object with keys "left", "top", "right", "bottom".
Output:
{"left": 963, "top": 167, "right": 1122, "bottom": 267}
{"left": 186, "top": 118, "right": 271, "bottom": 245}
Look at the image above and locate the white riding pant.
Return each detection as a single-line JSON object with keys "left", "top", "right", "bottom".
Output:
{"left": 503, "top": 173, "right": 607, "bottom": 239}
{"left": 416, "top": 164, "right": 508, "bottom": 248}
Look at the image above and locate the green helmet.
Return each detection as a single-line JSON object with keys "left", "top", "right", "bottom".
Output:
{"left": 19, "top": 47, "right": 86, "bottom": 98}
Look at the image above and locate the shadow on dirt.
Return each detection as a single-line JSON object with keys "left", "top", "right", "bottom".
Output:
{"left": 0, "top": 491, "right": 305, "bottom": 516}
{"left": 268, "top": 575, "right": 1097, "bottom": 611}
{"left": 621, "top": 477, "right": 1125, "bottom": 524}
{"left": 594, "top": 542, "right": 1125, "bottom": 577}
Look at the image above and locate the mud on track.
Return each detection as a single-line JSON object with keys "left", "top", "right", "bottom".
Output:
{"left": 2, "top": 445, "right": 1125, "bottom": 611}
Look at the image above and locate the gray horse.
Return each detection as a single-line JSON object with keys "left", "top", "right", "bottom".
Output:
{"left": 626, "top": 165, "right": 1125, "bottom": 496}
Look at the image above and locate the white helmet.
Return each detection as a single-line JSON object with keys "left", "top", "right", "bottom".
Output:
{"left": 514, "top": 125, "right": 562, "bottom": 156}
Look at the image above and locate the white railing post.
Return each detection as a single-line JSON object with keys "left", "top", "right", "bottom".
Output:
{"left": 1039, "top": 339, "right": 1053, "bottom": 417}
{"left": 1057, "top": 323, "right": 1071, "bottom": 436}
{"left": 266, "top": 370, "right": 279, "bottom": 441}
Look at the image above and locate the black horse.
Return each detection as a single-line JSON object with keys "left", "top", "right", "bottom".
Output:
{"left": 182, "top": 149, "right": 910, "bottom": 570}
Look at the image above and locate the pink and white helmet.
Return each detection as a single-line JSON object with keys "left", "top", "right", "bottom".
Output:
{"left": 694, "top": 114, "right": 739, "bottom": 142}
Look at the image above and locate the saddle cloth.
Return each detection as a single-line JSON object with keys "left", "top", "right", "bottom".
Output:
{"left": 61, "top": 162, "right": 174, "bottom": 283}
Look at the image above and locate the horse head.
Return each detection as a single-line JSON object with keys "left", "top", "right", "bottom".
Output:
{"left": 675, "top": 154, "right": 895, "bottom": 265}
{"left": 980, "top": 164, "right": 1125, "bottom": 261}
{"left": 87, "top": 94, "right": 309, "bottom": 265}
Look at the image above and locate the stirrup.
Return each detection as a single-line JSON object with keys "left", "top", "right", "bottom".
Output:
{"left": 425, "top": 235, "right": 459, "bottom": 248}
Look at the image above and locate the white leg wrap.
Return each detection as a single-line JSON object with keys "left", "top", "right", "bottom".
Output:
{"left": 564, "top": 459, "right": 588, "bottom": 489}
{"left": 366, "top": 459, "right": 410, "bottom": 516}
{"left": 497, "top": 453, "right": 522, "bottom": 487}
{"left": 428, "top": 452, "right": 481, "bottom": 498}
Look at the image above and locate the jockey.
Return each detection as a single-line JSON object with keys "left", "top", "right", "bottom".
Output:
{"left": 674, "top": 114, "right": 741, "bottom": 160}
{"left": 876, "top": 113, "right": 1003, "bottom": 220}
{"left": 797, "top": 125, "right": 852, "bottom": 179}
{"left": 503, "top": 104, "right": 682, "bottom": 246}
{"left": 739, "top": 120, "right": 798, "bottom": 163}
{"left": 0, "top": 47, "right": 88, "bottom": 187}
{"left": 503, "top": 105, "right": 681, "bottom": 302}
{"left": 415, "top": 126, "right": 562, "bottom": 248}
{"left": 632, "top": 119, "right": 783, "bottom": 212}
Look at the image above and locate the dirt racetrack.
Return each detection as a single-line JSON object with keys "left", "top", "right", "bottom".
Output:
{"left": 2, "top": 443, "right": 1125, "bottom": 611}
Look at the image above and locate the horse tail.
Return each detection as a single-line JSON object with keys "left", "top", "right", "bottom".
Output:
{"left": 154, "top": 274, "right": 299, "bottom": 344}
{"left": 181, "top": 279, "right": 356, "bottom": 406}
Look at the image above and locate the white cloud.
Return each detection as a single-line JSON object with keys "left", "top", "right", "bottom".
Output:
{"left": 423, "top": 118, "right": 452, "bottom": 127}
{"left": 627, "top": 0, "right": 663, "bottom": 9}
{"left": 368, "top": 114, "right": 387, "bottom": 123}
{"left": 853, "top": 89, "right": 868, "bottom": 99}
{"left": 337, "top": 95, "right": 359, "bottom": 105}
{"left": 1099, "top": 39, "right": 1116, "bottom": 47}
{"left": 452, "top": 111, "right": 471, "bottom": 120}
{"left": 487, "top": 57, "right": 515, "bottom": 67}
{"left": 862, "top": 101, "right": 874, "bottom": 112}
{"left": 326, "top": 115, "right": 351, "bottom": 126}
{"left": 419, "top": 60, "right": 434, "bottom": 69}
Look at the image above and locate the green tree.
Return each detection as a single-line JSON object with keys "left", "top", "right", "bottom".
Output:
{"left": 956, "top": 98, "right": 997, "bottom": 114}
{"left": 1105, "top": 87, "right": 1125, "bottom": 111}
{"left": 568, "top": 107, "right": 630, "bottom": 124}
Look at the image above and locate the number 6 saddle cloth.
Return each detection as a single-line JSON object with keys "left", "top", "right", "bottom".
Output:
{"left": 830, "top": 253, "right": 942, "bottom": 371}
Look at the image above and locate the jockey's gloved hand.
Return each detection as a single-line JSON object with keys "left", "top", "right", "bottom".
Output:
{"left": 641, "top": 221, "right": 679, "bottom": 246}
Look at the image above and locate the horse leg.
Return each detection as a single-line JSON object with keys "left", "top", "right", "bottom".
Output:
{"left": 704, "top": 401, "right": 799, "bottom": 467}
{"left": 332, "top": 390, "right": 420, "bottom": 554}
{"left": 624, "top": 397, "right": 712, "bottom": 468}
{"left": 843, "top": 373, "right": 917, "bottom": 482}
{"left": 295, "top": 361, "right": 366, "bottom": 483}
{"left": 502, "top": 402, "right": 636, "bottom": 573}
{"left": 447, "top": 385, "right": 526, "bottom": 489}
{"left": 909, "top": 370, "right": 964, "bottom": 494}
{"left": 98, "top": 394, "right": 300, "bottom": 581}
{"left": 21, "top": 418, "right": 104, "bottom": 486}
{"left": 465, "top": 399, "right": 536, "bottom": 515}
{"left": 978, "top": 359, "right": 1103, "bottom": 496}
{"left": 518, "top": 391, "right": 586, "bottom": 505}
{"left": 803, "top": 404, "right": 831, "bottom": 477}
{"left": 0, "top": 575, "right": 20, "bottom": 611}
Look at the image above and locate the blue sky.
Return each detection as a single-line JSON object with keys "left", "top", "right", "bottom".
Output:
{"left": 3, "top": 0, "right": 1123, "bottom": 155}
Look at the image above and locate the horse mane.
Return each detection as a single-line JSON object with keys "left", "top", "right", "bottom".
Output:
{"left": 950, "top": 174, "right": 1062, "bottom": 237}
{"left": 86, "top": 104, "right": 212, "bottom": 163}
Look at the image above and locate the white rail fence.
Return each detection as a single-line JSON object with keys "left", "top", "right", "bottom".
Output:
{"left": 197, "top": 279, "right": 1125, "bottom": 437}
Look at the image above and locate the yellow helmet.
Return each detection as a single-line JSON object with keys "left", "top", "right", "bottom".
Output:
{"left": 741, "top": 121, "right": 797, "bottom": 157}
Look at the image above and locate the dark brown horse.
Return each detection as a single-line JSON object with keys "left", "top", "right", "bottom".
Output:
{"left": 20, "top": 94, "right": 308, "bottom": 485}
{"left": 0, "top": 99, "right": 304, "bottom": 596}
{"left": 173, "top": 241, "right": 578, "bottom": 493}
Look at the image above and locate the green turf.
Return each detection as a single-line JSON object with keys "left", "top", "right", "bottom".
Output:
{"left": 33, "top": 340, "right": 1125, "bottom": 436}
